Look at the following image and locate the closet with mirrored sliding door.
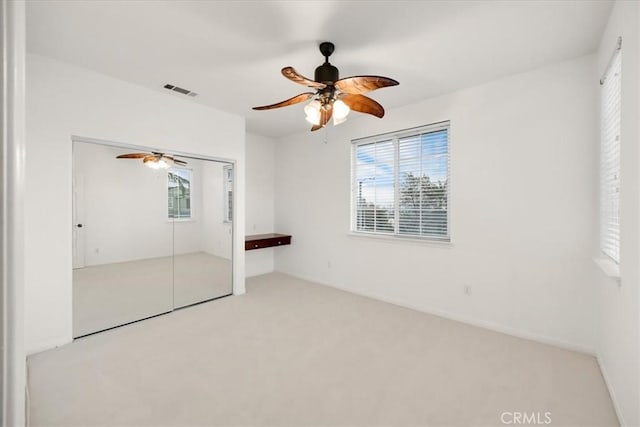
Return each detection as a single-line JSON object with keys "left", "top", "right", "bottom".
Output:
{"left": 72, "top": 139, "right": 233, "bottom": 337}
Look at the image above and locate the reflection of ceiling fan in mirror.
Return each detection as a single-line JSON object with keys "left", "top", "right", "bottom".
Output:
{"left": 252, "top": 41, "right": 399, "bottom": 131}
{"left": 116, "top": 152, "right": 187, "bottom": 169}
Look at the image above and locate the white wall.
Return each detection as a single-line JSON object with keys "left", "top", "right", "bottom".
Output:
{"left": 74, "top": 142, "right": 176, "bottom": 264}
{"left": 25, "top": 53, "right": 245, "bottom": 355}
{"left": 275, "top": 54, "right": 598, "bottom": 354}
{"left": 245, "top": 132, "right": 276, "bottom": 277}
{"left": 595, "top": 2, "right": 640, "bottom": 425}
{"left": 73, "top": 142, "right": 232, "bottom": 265}
{"left": 201, "top": 161, "right": 233, "bottom": 260}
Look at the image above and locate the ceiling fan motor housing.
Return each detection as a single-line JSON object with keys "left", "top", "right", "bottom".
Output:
{"left": 315, "top": 63, "right": 339, "bottom": 85}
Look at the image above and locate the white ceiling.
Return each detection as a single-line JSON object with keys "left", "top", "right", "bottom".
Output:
{"left": 26, "top": 0, "right": 612, "bottom": 138}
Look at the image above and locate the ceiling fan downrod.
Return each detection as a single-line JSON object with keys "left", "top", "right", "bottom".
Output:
{"left": 315, "top": 42, "right": 339, "bottom": 85}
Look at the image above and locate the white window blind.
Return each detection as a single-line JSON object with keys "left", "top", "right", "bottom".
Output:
{"left": 600, "top": 45, "right": 621, "bottom": 263}
{"left": 352, "top": 122, "right": 450, "bottom": 241}
{"left": 223, "top": 164, "right": 233, "bottom": 222}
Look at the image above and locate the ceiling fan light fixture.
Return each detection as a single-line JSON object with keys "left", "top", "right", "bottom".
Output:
{"left": 145, "top": 157, "right": 172, "bottom": 170}
{"left": 304, "top": 100, "right": 322, "bottom": 125}
{"left": 333, "top": 115, "right": 348, "bottom": 126}
{"left": 333, "top": 99, "right": 350, "bottom": 120}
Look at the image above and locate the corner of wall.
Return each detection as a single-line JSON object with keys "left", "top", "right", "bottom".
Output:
{"left": 244, "top": 132, "right": 277, "bottom": 277}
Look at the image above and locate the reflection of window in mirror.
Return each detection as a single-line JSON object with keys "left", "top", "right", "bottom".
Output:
{"left": 168, "top": 168, "right": 192, "bottom": 220}
{"left": 223, "top": 165, "right": 233, "bottom": 223}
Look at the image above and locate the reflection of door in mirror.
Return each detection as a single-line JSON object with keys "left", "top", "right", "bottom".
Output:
{"left": 72, "top": 175, "right": 85, "bottom": 269}
{"left": 71, "top": 140, "right": 233, "bottom": 338}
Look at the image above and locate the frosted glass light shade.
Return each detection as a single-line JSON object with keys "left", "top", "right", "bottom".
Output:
{"left": 333, "top": 99, "right": 350, "bottom": 119}
{"left": 333, "top": 116, "right": 348, "bottom": 126}
{"left": 304, "top": 100, "right": 321, "bottom": 125}
{"left": 145, "top": 158, "right": 172, "bottom": 169}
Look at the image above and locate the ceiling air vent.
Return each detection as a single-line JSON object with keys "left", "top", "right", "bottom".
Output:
{"left": 163, "top": 84, "right": 198, "bottom": 97}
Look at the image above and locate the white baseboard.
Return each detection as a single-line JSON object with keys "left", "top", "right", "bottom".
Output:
{"left": 597, "top": 356, "right": 625, "bottom": 426}
{"left": 277, "top": 270, "right": 595, "bottom": 356}
{"left": 246, "top": 269, "right": 274, "bottom": 278}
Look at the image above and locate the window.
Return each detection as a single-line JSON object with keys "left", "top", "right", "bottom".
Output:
{"left": 168, "top": 168, "right": 192, "bottom": 219}
{"left": 223, "top": 164, "right": 233, "bottom": 222}
{"left": 352, "top": 122, "right": 450, "bottom": 241}
{"left": 600, "top": 42, "right": 622, "bottom": 263}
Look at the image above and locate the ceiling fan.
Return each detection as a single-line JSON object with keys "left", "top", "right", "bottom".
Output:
{"left": 115, "top": 152, "right": 187, "bottom": 169}
{"left": 252, "top": 42, "right": 399, "bottom": 131}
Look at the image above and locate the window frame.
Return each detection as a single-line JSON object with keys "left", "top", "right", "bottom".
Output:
{"left": 167, "top": 167, "right": 193, "bottom": 221}
{"left": 223, "top": 164, "right": 233, "bottom": 223}
{"left": 350, "top": 121, "right": 451, "bottom": 243}
{"left": 599, "top": 40, "right": 622, "bottom": 264}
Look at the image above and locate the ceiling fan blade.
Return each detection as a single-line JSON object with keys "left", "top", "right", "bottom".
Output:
{"left": 252, "top": 92, "right": 315, "bottom": 111}
{"left": 311, "top": 106, "right": 333, "bottom": 132}
{"left": 340, "top": 94, "right": 385, "bottom": 118}
{"left": 163, "top": 155, "right": 186, "bottom": 165}
{"left": 281, "top": 67, "right": 326, "bottom": 89}
{"left": 321, "top": 105, "right": 333, "bottom": 127}
{"left": 335, "top": 75, "right": 399, "bottom": 95}
{"left": 116, "top": 153, "right": 150, "bottom": 159}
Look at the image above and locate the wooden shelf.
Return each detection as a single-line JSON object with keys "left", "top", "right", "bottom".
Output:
{"left": 245, "top": 233, "right": 292, "bottom": 251}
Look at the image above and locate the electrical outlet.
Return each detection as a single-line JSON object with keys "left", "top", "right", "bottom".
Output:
{"left": 327, "top": 260, "right": 332, "bottom": 268}
{"left": 464, "top": 285, "right": 472, "bottom": 296}
{"left": 94, "top": 248, "right": 100, "bottom": 254}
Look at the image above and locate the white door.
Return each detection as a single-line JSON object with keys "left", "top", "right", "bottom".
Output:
{"left": 72, "top": 175, "right": 86, "bottom": 269}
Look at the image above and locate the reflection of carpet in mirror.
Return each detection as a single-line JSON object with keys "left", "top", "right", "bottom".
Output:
{"left": 73, "top": 252, "right": 232, "bottom": 337}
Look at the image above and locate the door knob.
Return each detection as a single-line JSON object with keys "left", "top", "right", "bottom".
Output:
{"left": 76, "top": 224, "right": 83, "bottom": 228}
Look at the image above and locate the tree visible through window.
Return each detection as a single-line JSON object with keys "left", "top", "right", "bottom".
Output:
{"left": 352, "top": 122, "right": 450, "bottom": 241}
{"left": 168, "top": 168, "right": 191, "bottom": 219}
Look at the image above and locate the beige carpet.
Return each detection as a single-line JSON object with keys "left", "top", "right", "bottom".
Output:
{"left": 73, "top": 252, "right": 232, "bottom": 337}
{"left": 30, "top": 273, "right": 617, "bottom": 426}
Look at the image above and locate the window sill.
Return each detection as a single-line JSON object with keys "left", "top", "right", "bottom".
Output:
{"left": 347, "top": 231, "right": 453, "bottom": 248}
{"left": 593, "top": 256, "right": 620, "bottom": 280}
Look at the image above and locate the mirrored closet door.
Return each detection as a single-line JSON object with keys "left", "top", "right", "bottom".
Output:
{"left": 173, "top": 159, "right": 233, "bottom": 308}
{"left": 72, "top": 140, "right": 233, "bottom": 338}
